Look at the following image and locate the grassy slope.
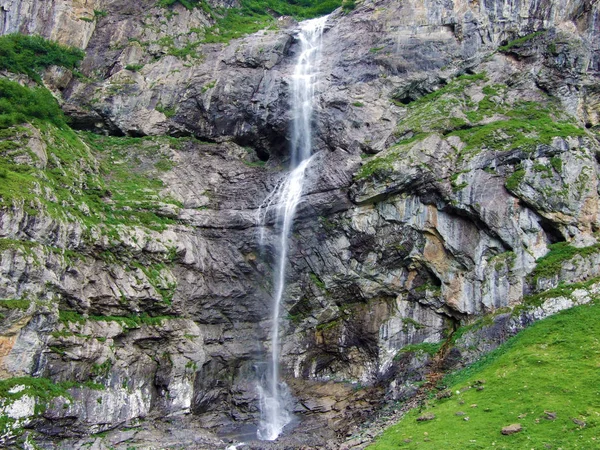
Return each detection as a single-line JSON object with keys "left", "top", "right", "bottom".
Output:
{"left": 357, "top": 72, "right": 585, "bottom": 181}
{"left": 0, "top": 123, "right": 182, "bottom": 231}
{"left": 160, "top": 0, "right": 345, "bottom": 43}
{"left": 369, "top": 302, "right": 600, "bottom": 449}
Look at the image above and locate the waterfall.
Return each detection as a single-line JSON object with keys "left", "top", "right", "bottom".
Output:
{"left": 255, "top": 15, "right": 328, "bottom": 441}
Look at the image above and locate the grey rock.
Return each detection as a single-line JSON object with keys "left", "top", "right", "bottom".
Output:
{"left": 0, "top": 0, "right": 599, "bottom": 447}
{"left": 501, "top": 423, "right": 522, "bottom": 435}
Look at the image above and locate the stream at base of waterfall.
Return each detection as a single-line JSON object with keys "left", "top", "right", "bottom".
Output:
{"left": 255, "top": 15, "right": 328, "bottom": 441}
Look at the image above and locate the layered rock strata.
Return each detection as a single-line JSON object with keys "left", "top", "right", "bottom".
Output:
{"left": 0, "top": 0, "right": 598, "bottom": 447}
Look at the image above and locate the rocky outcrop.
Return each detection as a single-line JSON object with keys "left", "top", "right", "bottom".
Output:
{"left": 0, "top": 0, "right": 599, "bottom": 448}
{"left": 0, "top": 0, "right": 100, "bottom": 48}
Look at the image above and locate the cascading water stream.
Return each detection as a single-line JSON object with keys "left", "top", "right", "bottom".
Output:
{"left": 255, "top": 15, "right": 328, "bottom": 441}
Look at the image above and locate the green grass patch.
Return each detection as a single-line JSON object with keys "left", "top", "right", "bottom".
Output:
{"left": 448, "top": 103, "right": 585, "bottom": 153}
{"left": 243, "top": 159, "right": 266, "bottom": 168}
{"left": 0, "top": 299, "right": 30, "bottom": 310}
{"left": 0, "top": 238, "right": 82, "bottom": 267}
{"left": 155, "top": 104, "right": 176, "bottom": 118}
{"left": 370, "top": 302, "right": 600, "bottom": 449}
{"left": 201, "top": 80, "right": 216, "bottom": 93}
{"left": 69, "top": 132, "right": 182, "bottom": 231}
{"left": 0, "top": 238, "right": 38, "bottom": 254}
{"left": 0, "top": 124, "right": 187, "bottom": 271}
{"left": 91, "top": 360, "right": 112, "bottom": 377}
{"left": 0, "top": 123, "right": 96, "bottom": 218}
{"left": 388, "top": 71, "right": 584, "bottom": 173}
{"left": 390, "top": 73, "right": 488, "bottom": 148}
{"left": 158, "top": 0, "right": 341, "bottom": 43}
{"left": 0, "top": 34, "right": 84, "bottom": 83}
{"left": 162, "top": 38, "right": 203, "bottom": 60}
{"left": 530, "top": 242, "right": 600, "bottom": 283}
{"left": 498, "top": 31, "right": 546, "bottom": 52}
{"left": 0, "top": 377, "right": 72, "bottom": 406}
{"left": 450, "top": 314, "right": 496, "bottom": 345}
{"left": 157, "top": 0, "right": 342, "bottom": 54}
{"left": 342, "top": 0, "right": 356, "bottom": 12}
{"left": 131, "top": 261, "right": 177, "bottom": 304}
{"left": 316, "top": 317, "right": 343, "bottom": 331}
{"left": 355, "top": 133, "right": 427, "bottom": 180}
{"left": 309, "top": 272, "right": 326, "bottom": 290}
{"left": 414, "top": 282, "right": 442, "bottom": 295}
{"left": 504, "top": 168, "right": 525, "bottom": 191}
{"left": 394, "top": 342, "right": 443, "bottom": 358}
{"left": 157, "top": 0, "right": 209, "bottom": 9}
{"left": 402, "top": 73, "right": 487, "bottom": 107}
{"left": 517, "top": 277, "right": 600, "bottom": 315}
{"left": 402, "top": 317, "right": 426, "bottom": 331}
{"left": 125, "top": 63, "right": 144, "bottom": 72}
{"left": 0, "top": 78, "right": 68, "bottom": 129}
{"left": 201, "top": 0, "right": 342, "bottom": 44}
{"left": 0, "top": 375, "right": 104, "bottom": 441}
{"left": 550, "top": 156, "right": 563, "bottom": 172}
{"left": 0, "top": 376, "right": 103, "bottom": 409}
{"left": 287, "top": 296, "right": 314, "bottom": 324}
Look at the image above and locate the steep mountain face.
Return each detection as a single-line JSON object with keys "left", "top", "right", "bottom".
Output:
{"left": 0, "top": 0, "right": 598, "bottom": 448}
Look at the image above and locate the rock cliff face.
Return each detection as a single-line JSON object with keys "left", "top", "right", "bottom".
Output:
{"left": 0, "top": 0, "right": 599, "bottom": 448}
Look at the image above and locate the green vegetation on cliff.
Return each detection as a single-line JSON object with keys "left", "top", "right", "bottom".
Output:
{"left": 518, "top": 276, "right": 600, "bottom": 313}
{"left": 0, "top": 299, "right": 30, "bottom": 311}
{"left": 448, "top": 100, "right": 585, "bottom": 153}
{"left": 0, "top": 33, "right": 84, "bottom": 82}
{"left": 392, "top": 71, "right": 584, "bottom": 154}
{"left": 0, "top": 34, "right": 83, "bottom": 128}
{"left": 0, "top": 376, "right": 103, "bottom": 439}
{"left": 81, "top": 133, "right": 183, "bottom": 231}
{"left": 357, "top": 72, "right": 585, "bottom": 182}
{"left": 0, "top": 79, "right": 68, "bottom": 129}
{"left": 529, "top": 241, "right": 600, "bottom": 283}
{"left": 159, "top": 0, "right": 342, "bottom": 43}
{"left": 394, "top": 342, "right": 443, "bottom": 358}
{"left": 370, "top": 302, "right": 600, "bottom": 449}
{"left": 355, "top": 133, "right": 426, "bottom": 179}
{"left": 0, "top": 34, "right": 183, "bottom": 239}
{"left": 0, "top": 376, "right": 103, "bottom": 406}
{"left": 157, "top": 0, "right": 207, "bottom": 8}
{"left": 0, "top": 125, "right": 181, "bottom": 232}
{"left": 498, "top": 31, "right": 546, "bottom": 52}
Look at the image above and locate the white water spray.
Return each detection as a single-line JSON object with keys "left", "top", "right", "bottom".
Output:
{"left": 255, "top": 15, "right": 328, "bottom": 441}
